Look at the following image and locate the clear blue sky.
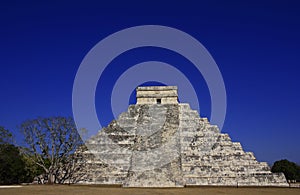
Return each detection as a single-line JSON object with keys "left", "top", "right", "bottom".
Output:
{"left": 0, "top": 1, "right": 299, "bottom": 165}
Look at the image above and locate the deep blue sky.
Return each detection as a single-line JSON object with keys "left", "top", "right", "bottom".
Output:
{"left": 0, "top": 1, "right": 299, "bottom": 165}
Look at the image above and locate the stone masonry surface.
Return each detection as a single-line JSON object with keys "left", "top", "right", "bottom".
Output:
{"left": 77, "top": 86, "right": 288, "bottom": 187}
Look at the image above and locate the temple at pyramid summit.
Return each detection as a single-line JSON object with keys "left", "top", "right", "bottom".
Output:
{"left": 78, "top": 86, "right": 288, "bottom": 187}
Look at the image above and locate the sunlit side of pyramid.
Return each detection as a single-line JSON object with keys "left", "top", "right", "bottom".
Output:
{"left": 79, "top": 86, "right": 288, "bottom": 187}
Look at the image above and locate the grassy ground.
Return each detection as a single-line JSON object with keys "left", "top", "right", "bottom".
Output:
{"left": 0, "top": 185, "right": 300, "bottom": 195}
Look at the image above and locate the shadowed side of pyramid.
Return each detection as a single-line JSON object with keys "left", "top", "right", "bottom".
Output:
{"left": 77, "top": 86, "right": 288, "bottom": 187}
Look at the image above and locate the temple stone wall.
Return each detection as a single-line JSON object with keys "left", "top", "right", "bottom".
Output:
{"left": 136, "top": 86, "right": 178, "bottom": 104}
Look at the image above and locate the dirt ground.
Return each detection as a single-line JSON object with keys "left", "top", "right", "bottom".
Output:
{"left": 0, "top": 185, "right": 299, "bottom": 195}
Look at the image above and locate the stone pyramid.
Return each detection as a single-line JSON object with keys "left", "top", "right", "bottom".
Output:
{"left": 80, "top": 86, "right": 288, "bottom": 187}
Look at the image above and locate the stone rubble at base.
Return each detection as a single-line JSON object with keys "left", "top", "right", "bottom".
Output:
{"left": 77, "top": 86, "right": 288, "bottom": 187}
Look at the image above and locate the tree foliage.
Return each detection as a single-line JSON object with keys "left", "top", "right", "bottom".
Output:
{"left": 20, "top": 117, "right": 86, "bottom": 184}
{"left": 0, "top": 144, "right": 26, "bottom": 184}
{"left": 271, "top": 159, "right": 300, "bottom": 181}
{"left": 0, "top": 127, "right": 26, "bottom": 184}
{"left": 22, "top": 154, "right": 45, "bottom": 183}
{"left": 0, "top": 127, "right": 42, "bottom": 184}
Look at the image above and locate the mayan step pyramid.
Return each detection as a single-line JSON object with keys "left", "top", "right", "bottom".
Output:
{"left": 80, "top": 86, "right": 288, "bottom": 187}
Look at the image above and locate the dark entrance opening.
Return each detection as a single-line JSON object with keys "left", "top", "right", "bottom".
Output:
{"left": 157, "top": 98, "right": 161, "bottom": 104}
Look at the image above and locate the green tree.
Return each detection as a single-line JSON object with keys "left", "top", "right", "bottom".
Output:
{"left": 0, "top": 127, "right": 27, "bottom": 184}
{"left": 0, "top": 127, "right": 41, "bottom": 184}
{"left": 0, "top": 144, "right": 26, "bottom": 184}
{"left": 271, "top": 159, "right": 300, "bottom": 181}
{"left": 21, "top": 153, "right": 45, "bottom": 183}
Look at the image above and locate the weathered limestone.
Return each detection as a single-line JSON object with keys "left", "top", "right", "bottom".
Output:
{"left": 78, "top": 86, "right": 288, "bottom": 187}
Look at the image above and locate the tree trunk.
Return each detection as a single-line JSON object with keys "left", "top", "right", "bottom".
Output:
{"left": 47, "top": 173, "right": 55, "bottom": 184}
